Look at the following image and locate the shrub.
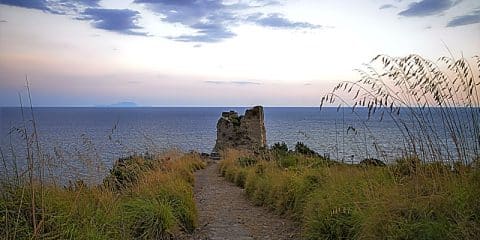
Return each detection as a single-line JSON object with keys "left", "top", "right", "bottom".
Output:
{"left": 303, "top": 206, "right": 359, "bottom": 240}
{"left": 271, "top": 142, "right": 288, "bottom": 154}
{"left": 295, "top": 142, "right": 318, "bottom": 157}
{"left": 237, "top": 157, "right": 257, "bottom": 167}
{"left": 359, "top": 158, "right": 386, "bottom": 167}
{"left": 122, "top": 197, "right": 177, "bottom": 239}
{"left": 391, "top": 156, "right": 421, "bottom": 178}
{"left": 277, "top": 154, "right": 298, "bottom": 168}
{"left": 103, "top": 155, "right": 155, "bottom": 191}
{"left": 234, "top": 168, "right": 248, "bottom": 188}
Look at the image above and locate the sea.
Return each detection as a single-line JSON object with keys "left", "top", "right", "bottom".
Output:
{"left": 0, "top": 107, "right": 476, "bottom": 183}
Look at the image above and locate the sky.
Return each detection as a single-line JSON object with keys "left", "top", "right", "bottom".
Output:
{"left": 0, "top": 0, "right": 479, "bottom": 107}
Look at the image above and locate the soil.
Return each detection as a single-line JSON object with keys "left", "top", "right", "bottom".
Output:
{"left": 187, "top": 162, "right": 300, "bottom": 240}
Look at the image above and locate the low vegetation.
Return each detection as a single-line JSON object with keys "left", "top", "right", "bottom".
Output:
{"left": 219, "top": 147, "right": 480, "bottom": 239}
{"left": 0, "top": 152, "right": 206, "bottom": 239}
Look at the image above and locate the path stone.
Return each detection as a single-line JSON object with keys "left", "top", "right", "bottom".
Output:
{"left": 189, "top": 163, "right": 300, "bottom": 240}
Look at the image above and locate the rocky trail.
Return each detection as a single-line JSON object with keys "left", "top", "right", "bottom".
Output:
{"left": 188, "top": 162, "right": 300, "bottom": 240}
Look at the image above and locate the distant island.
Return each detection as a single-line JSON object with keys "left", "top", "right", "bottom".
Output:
{"left": 110, "top": 101, "right": 138, "bottom": 107}
{"left": 96, "top": 101, "right": 140, "bottom": 107}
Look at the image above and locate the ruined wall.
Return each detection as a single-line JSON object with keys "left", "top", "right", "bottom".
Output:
{"left": 213, "top": 106, "right": 267, "bottom": 152}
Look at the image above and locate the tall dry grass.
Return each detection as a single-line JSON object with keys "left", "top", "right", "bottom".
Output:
{"left": 321, "top": 54, "right": 480, "bottom": 164}
{"left": 219, "top": 148, "right": 480, "bottom": 239}
{"left": 1, "top": 152, "right": 206, "bottom": 239}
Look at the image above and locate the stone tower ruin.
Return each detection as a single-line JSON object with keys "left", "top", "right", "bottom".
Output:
{"left": 213, "top": 106, "right": 267, "bottom": 152}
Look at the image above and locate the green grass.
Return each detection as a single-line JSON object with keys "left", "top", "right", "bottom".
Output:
{"left": 0, "top": 152, "right": 206, "bottom": 239}
{"left": 219, "top": 149, "right": 480, "bottom": 239}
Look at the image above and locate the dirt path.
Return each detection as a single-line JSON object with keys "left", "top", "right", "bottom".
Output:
{"left": 189, "top": 163, "right": 300, "bottom": 240}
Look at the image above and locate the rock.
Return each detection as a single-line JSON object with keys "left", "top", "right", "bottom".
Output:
{"left": 214, "top": 106, "right": 267, "bottom": 152}
{"left": 210, "top": 152, "right": 221, "bottom": 161}
{"left": 359, "top": 158, "right": 386, "bottom": 166}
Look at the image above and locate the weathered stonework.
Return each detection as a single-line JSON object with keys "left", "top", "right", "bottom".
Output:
{"left": 214, "top": 106, "right": 267, "bottom": 152}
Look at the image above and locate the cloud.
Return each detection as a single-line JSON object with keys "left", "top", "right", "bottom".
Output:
{"left": 80, "top": 8, "right": 147, "bottom": 36}
{"left": 0, "top": 0, "right": 145, "bottom": 36}
{"left": 246, "top": 13, "right": 321, "bottom": 29}
{"left": 398, "top": 0, "right": 458, "bottom": 17}
{"left": 204, "top": 80, "right": 261, "bottom": 85}
{"left": 133, "top": 0, "right": 243, "bottom": 42}
{"left": 447, "top": 9, "right": 480, "bottom": 27}
{"left": 2, "top": 0, "right": 323, "bottom": 41}
{"left": 56, "top": 0, "right": 100, "bottom": 8}
{"left": 127, "top": 80, "right": 142, "bottom": 84}
{"left": 0, "top": 0, "right": 101, "bottom": 14}
{"left": 169, "top": 22, "right": 236, "bottom": 42}
{"left": 0, "top": 0, "right": 50, "bottom": 11}
{"left": 134, "top": 0, "right": 321, "bottom": 42}
{"left": 231, "top": 81, "right": 261, "bottom": 85}
{"left": 134, "top": 0, "right": 230, "bottom": 24}
{"left": 47, "top": 0, "right": 101, "bottom": 14}
{"left": 379, "top": 4, "right": 396, "bottom": 10}
{"left": 71, "top": 0, "right": 100, "bottom": 7}
{"left": 0, "top": 20, "right": 7, "bottom": 23}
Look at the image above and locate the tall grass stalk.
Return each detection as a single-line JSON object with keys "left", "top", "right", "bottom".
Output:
{"left": 321, "top": 54, "right": 480, "bottom": 164}
{"left": 26, "top": 78, "right": 46, "bottom": 237}
{"left": 1, "top": 147, "right": 7, "bottom": 181}
{"left": 18, "top": 86, "right": 38, "bottom": 237}
{"left": 8, "top": 134, "right": 19, "bottom": 184}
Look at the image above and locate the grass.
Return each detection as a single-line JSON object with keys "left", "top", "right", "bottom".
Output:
{"left": 219, "top": 148, "right": 480, "bottom": 239}
{"left": 0, "top": 152, "right": 206, "bottom": 239}
{"left": 321, "top": 54, "right": 480, "bottom": 164}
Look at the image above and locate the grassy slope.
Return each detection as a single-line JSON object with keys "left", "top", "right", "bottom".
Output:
{"left": 219, "top": 149, "right": 480, "bottom": 239}
{"left": 0, "top": 153, "right": 206, "bottom": 239}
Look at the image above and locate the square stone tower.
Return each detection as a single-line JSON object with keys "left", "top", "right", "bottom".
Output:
{"left": 213, "top": 106, "right": 267, "bottom": 152}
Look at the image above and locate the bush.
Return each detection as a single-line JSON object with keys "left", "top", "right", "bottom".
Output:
{"left": 238, "top": 157, "right": 257, "bottom": 167}
{"left": 277, "top": 154, "right": 298, "bottom": 168}
{"left": 271, "top": 142, "right": 288, "bottom": 154}
{"left": 391, "top": 156, "right": 421, "bottom": 178}
{"left": 295, "top": 142, "right": 318, "bottom": 157}
{"left": 103, "top": 155, "right": 155, "bottom": 191}
{"left": 123, "top": 197, "right": 177, "bottom": 239}
{"left": 133, "top": 175, "right": 198, "bottom": 233}
{"left": 234, "top": 169, "right": 248, "bottom": 188}
{"left": 359, "top": 158, "right": 386, "bottom": 167}
{"left": 303, "top": 206, "right": 359, "bottom": 240}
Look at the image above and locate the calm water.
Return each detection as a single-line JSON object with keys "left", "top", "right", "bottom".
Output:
{"left": 0, "top": 107, "right": 475, "bottom": 182}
